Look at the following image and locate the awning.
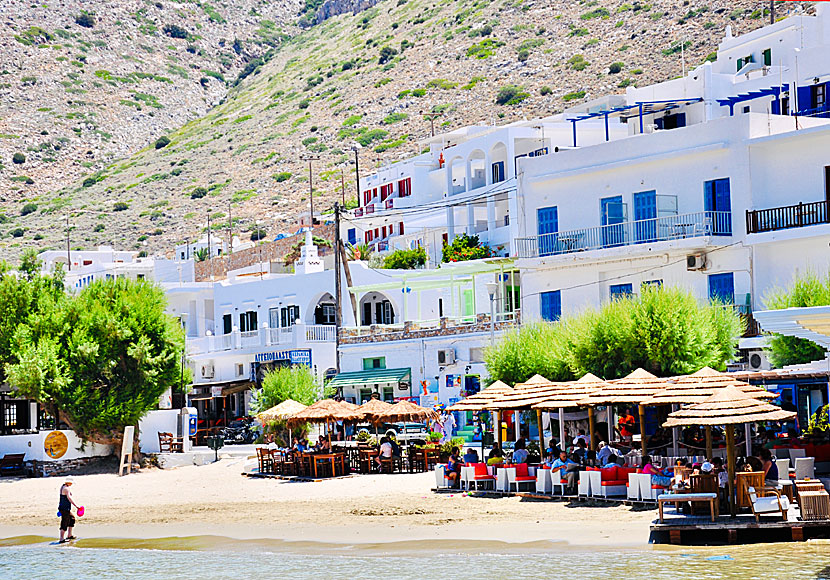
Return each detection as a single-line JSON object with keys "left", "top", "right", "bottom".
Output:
{"left": 753, "top": 306, "right": 830, "bottom": 348}
{"left": 327, "top": 368, "right": 411, "bottom": 390}
{"left": 189, "top": 379, "right": 254, "bottom": 400}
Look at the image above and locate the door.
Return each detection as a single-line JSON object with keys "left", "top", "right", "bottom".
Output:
{"left": 540, "top": 290, "right": 561, "bottom": 321}
{"left": 491, "top": 161, "right": 505, "bottom": 183}
{"left": 708, "top": 272, "right": 735, "bottom": 305}
{"left": 537, "top": 206, "right": 558, "bottom": 257}
{"left": 704, "top": 178, "right": 732, "bottom": 235}
{"left": 601, "top": 196, "right": 626, "bottom": 247}
{"left": 462, "top": 289, "right": 475, "bottom": 321}
{"left": 222, "top": 314, "right": 232, "bottom": 335}
{"left": 633, "top": 190, "right": 657, "bottom": 243}
{"left": 362, "top": 302, "right": 372, "bottom": 326}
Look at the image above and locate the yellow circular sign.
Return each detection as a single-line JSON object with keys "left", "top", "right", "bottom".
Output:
{"left": 44, "top": 431, "right": 69, "bottom": 459}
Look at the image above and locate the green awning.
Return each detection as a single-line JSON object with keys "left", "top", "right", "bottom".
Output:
{"left": 327, "top": 367, "right": 411, "bottom": 389}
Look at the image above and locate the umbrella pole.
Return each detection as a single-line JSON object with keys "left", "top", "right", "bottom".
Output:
{"left": 558, "top": 408, "right": 565, "bottom": 450}
{"left": 588, "top": 407, "right": 596, "bottom": 452}
{"left": 744, "top": 423, "right": 752, "bottom": 457}
{"left": 726, "top": 424, "right": 737, "bottom": 518}
{"left": 705, "top": 425, "right": 713, "bottom": 460}
{"left": 671, "top": 405, "right": 679, "bottom": 457}
{"left": 638, "top": 404, "right": 648, "bottom": 457}
{"left": 536, "top": 409, "right": 544, "bottom": 456}
{"left": 480, "top": 413, "right": 485, "bottom": 461}
{"left": 495, "top": 411, "right": 502, "bottom": 448}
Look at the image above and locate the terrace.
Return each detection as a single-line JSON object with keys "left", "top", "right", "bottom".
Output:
{"left": 745, "top": 200, "right": 830, "bottom": 234}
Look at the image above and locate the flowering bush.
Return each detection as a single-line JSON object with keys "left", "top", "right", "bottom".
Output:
{"left": 441, "top": 233, "right": 493, "bottom": 263}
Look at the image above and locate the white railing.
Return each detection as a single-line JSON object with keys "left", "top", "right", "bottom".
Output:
{"left": 240, "top": 330, "right": 259, "bottom": 348}
{"left": 306, "top": 325, "right": 336, "bottom": 342}
{"left": 220, "top": 334, "right": 233, "bottom": 350}
{"left": 186, "top": 323, "right": 336, "bottom": 355}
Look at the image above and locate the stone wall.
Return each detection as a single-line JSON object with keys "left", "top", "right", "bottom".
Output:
{"left": 194, "top": 225, "right": 334, "bottom": 282}
{"left": 27, "top": 456, "right": 108, "bottom": 478}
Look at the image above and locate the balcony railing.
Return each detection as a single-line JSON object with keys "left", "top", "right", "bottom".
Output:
{"left": 187, "top": 324, "right": 335, "bottom": 354}
{"left": 746, "top": 200, "right": 829, "bottom": 234}
{"left": 306, "top": 325, "right": 336, "bottom": 342}
{"left": 796, "top": 103, "right": 830, "bottom": 119}
{"left": 515, "top": 211, "right": 732, "bottom": 258}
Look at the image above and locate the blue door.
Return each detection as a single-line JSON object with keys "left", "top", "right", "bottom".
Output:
{"left": 708, "top": 273, "right": 735, "bottom": 305}
{"left": 492, "top": 161, "right": 505, "bottom": 183}
{"left": 610, "top": 283, "right": 633, "bottom": 300}
{"left": 537, "top": 206, "right": 558, "bottom": 257}
{"left": 347, "top": 228, "right": 356, "bottom": 245}
{"left": 704, "top": 178, "right": 732, "bottom": 235}
{"left": 541, "top": 290, "right": 561, "bottom": 321}
{"left": 601, "top": 196, "right": 626, "bottom": 247}
{"left": 633, "top": 190, "right": 657, "bottom": 243}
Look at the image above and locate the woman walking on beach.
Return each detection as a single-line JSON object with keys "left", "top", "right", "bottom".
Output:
{"left": 58, "top": 476, "right": 80, "bottom": 543}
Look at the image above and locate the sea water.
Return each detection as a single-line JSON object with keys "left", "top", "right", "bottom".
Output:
{"left": 1, "top": 537, "right": 829, "bottom": 579}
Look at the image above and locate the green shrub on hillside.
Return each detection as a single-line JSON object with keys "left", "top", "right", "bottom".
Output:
{"left": 495, "top": 85, "right": 528, "bottom": 106}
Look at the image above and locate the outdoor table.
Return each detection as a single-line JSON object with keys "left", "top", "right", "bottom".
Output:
{"left": 412, "top": 447, "right": 440, "bottom": 473}
{"left": 799, "top": 490, "right": 830, "bottom": 521}
{"left": 795, "top": 480, "right": 825, "bottom": 507}
{"left": 307, "top": 452, "right": 346, "bottom": 478}
{"left": 358, "top": 448, "right": 376, "bottom": 473}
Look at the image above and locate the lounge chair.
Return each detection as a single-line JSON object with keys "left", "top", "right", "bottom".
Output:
{"left": 471, "top": 463, "right": 496, "bottom": 491}
{"left": 0, "top": 453, "right": 26, "bottom": 477}
{"left": 535, "top": 466, "right": 552, "bottom": 494}
{"left": 434, "top": 464, "right": 452, "bottom": 489}
{"left": 747, "top": 486, "right": 789, "bottom": 522}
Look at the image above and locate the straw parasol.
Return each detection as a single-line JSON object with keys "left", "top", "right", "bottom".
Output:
{"left": 532, "top": 373, "right": 612, "bottom": 450}
{"left": 372, "top": 400, "right": 439, "bottom": 424}
{"left": 447, "top": 380, "right": 514, "bottom": 457}
{"left": 663, "top": 385, "right": 797, "bottom": 516}
{"left": 358, "top": 397, "right": 395, "bottom": 421}
{"left": 256, "top": 399, "right": 308, "bottom": 423}
{"left": 514, "top": 374, "right": 554, "bottom": 390}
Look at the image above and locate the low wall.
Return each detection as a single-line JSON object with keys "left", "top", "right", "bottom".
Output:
{"left": 139, "top": 409, "right": 182, "bottom": 454}
{"left": 0, "top": 430, "right": 113, "bottom": 463}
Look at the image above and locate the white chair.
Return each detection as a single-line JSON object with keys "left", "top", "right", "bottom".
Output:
{"left": 789, "top": 449, "right": 807, "bottom": 461}
{"left": 795, "top": 457, "right": 815, "bottom": 480}
{"left": 535, "top": 467, "right": 552, "bottom": 495}
{"left": 627, "top": 472, "right": 642, "bottom": 500}
{"left": 506, "top": 465, "right": 536, "bottom": 493}
{"left": 747, "top": 486, "right": 789, "bottom": 522}
{"left": 459, "top": 465, "right": 474, "bottom": 490}
{"left": 578, "top": 470, "right": 596, "bottom": 497}
{"left": 435, "top": 465, "right": 451, "bottom": 489}
{"left": 775, "top": 458, "right": 793, "bottom": 496}
{"left": 495, "top": 467, "right": 510, "bottom": 493}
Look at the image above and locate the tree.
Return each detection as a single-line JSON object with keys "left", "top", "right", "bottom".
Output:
{"left": 346, "top": 243, "right": 373, "bottom": 261}
{"left": 193, "top": 247, "right": 209, "bottom": 262}
{"left": 5, "top": 278, "right": 185, "bottom": 445}
{"left": 442, "top": 233, "right": 493, "bottom": 262}
{"left": 764, "top": 271, "right": 830, "bottom": 367}
{"left": 383, "top": 247, "right": 426, "bottom": 269}
{"left": 485, "top": 285, "right": 743, "bottom": 385}
{"left": 378, "top": 46, "right": 398, "bottom": 64}
{"left": 251, "top": 365, "right": 327, "bottom": 413}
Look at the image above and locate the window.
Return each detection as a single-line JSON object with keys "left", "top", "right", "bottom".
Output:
{"left": 399, "top": 222, "right": 404, "bottom": 235}
{"left": 281, "top": 305, "right": 300, "bottom": 327}
{"left": 529, "top": 147, "right": 549, "bottom": 157}
{"left": 363, "top": 190, "right": 371, "bottom": 206}
{"left": 540, "top": 290, "right": 561, "bottom": 321}
{"left": 708, "top": 272, "right": 735, "bottom": 305}
{"left": 491, "top": 161, "right": 505, "bottom": 183}
{"left": 610, "top": 283, "right": 633, "bottom": 300}
{"left": 704, "top": 178, "right": 732, "bottom": 235}
{"left": 365, "top": 230, "right": 374, "bottom": 243}
{"left": 642, "top": 279, "right": 663, "bottom": 288}
{"left": 398, "top": 177, "right": 412, "bottom": 197}
{"left": 4, "top": 404, "right": 17, "bottom": 428}
{"left": 762, "top": 48, "right": 772, "bottom": 67}
{"left": 236, "top": 363, "right": 245, "bottom": 377}
{"left": 537, "top": 206, "right": 558, "bottom": 257}
{"left": 781, "top": 96, "right": 790, "bottom": 116}
{"left": 315, "top": 303, "right": 336, "bottom": 325}
{"left": 347, "top": 228, "right": 356, "bottom": 245}
{"left": 363, "top": 357, "right": 386, "bottom": 370}
{"left": 359, "top": 388, "right": 373, "bottom": 403}
{"left": 380, "top": 184, "right": 394, "bottom": 201}
{"left": 239, "top": 310, "right": 258, "bottom": 332}
{"left": 376, "top": 300, "right": 393, "bottom": 324}
{"left": 269, "top": 307, "right": 280, "bottom": 329}
{"left": 223, "top": 313, "right": 232, "bottom": 334}
{"left": 813, "top": 84, "right": 826, "bottom": 109}
{"left": 742, "top": 105, "right": 750, "bottom": 114}
{"left": 469, "top": 347, "right": 485, "bottom": 363}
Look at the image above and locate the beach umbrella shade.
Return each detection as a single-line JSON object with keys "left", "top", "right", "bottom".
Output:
{"left": 372, "top": 400, "right": 439, "bottom": 424}
{"left": 532, "top": 373, "right": 612, "bottom": 450}
{"left": 447, "top": 380, "right": 515, "bottom": 459}
{"left": 256, "top": 399, "right": 308, "bottom": 423}
{"left": 663, "top": 385, "right": 797, "bottom": 517}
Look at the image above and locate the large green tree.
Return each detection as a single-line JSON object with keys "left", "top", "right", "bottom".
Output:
{"left": 485, "top": 285, "right": 743, "bottom": 384}
{"left": 5, "top": 276, "right": 185, "bottom": 445}
{"left": 251, "top": 365, "right": 327, "bottom": 413}
{"left": 764, "top": 271, "right": 830, "bottom": 367}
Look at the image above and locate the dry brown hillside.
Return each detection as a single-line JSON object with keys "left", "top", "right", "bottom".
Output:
{"left": 0, "top": 0, "right": 786, "bottom": 261}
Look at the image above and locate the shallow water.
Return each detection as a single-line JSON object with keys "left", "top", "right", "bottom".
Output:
{"left": 1, "top": 537, "right": 829, "bottom": 579}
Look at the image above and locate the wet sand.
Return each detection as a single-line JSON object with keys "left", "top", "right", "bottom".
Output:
{"left": 0, "top": 458, "right": 655, "bottom": 548}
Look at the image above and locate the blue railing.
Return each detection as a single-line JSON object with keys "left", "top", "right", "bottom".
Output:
{"left": 515, "top": 211, "right": 732, "bottom": 258}
{"left": 796, "top": 103, "right": 830, "bottom": 119}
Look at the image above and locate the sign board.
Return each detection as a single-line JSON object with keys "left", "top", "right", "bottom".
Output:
{"left": 44, "top": 431, "right": 69, "bottom": 459}
{"left": 211, "top": 386, "right": 224, "bottom": 398}
{"left": 254, "top": 349, "right": 312, "bottom": 366}
{"left": 118, "top": 425, "right": 135, "bottom": 476}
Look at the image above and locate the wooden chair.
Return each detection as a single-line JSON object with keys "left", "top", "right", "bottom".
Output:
{"left": 690, "top": 473, "right": 718, "bottom": 515}
{"left": 0, "top": 453, "right": 26, "bottom": 477}
{"left": 158, "top": 432, "right": 183, "bottom": 453}
{"left": 256, "top": 448, "right": 273, "bottom": 474}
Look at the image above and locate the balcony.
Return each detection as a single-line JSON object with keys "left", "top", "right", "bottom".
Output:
{"left": 515, "top": 211, "right": 732, "bottom": 259}
{"left": 187, "top": 324, "right": 335, "bottom": 355}
{"left": 797, "top": 103, "right": 830, "bottom": 119}
{"left": 745, "top": 200, "right": 829, "bottom": 234}
{"left": 340, "top": 312, "right": 520, "bottom": 344}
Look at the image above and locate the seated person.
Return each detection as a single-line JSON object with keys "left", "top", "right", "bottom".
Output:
{"left": 602, "top": 453, "right": 621, "bottom": 468}
{"left": 546, "top": 438, "right": 560, "bottom": 456}
{"left": 511, "top": 440, "right": 529, "bottom": 464}
{"left": 463, "top": 448, "right": 479, "bottom": 464}
{"left": 293, "top": 437, "right": 307, "bottom": 453}
{"left": 543, "top": 449, "right": 556, "bottom": 468}
{"left": 488, "top": 444, "right": 504, "bottom": 465}
{"left": 316, "top": 438, "right": 331, "bottom": 453}
{"left": 550, "top": 450, "right": 579, "bottom": 493}
{"left": 711, "top": 457, "right": 729, "bottom": 509}
{"left": 641, "top": 454, "right": 672, "bottom": 487}
{"left": 444, "top": 447, "right": 462, "bottom": 487}
{"left": 389, "top": 437, "right": 401, "bottom": 458}
{"left": 596, "top": 441, "right": 615, "bottom": 466}
{"left": 759, "top": 448, "right": 779, "bottom": 487}
{"left": 572, "top": 439, "right": 588, "bottom": 465}
{"left": 374, "top": 436, "right": 394, "bottom": 470}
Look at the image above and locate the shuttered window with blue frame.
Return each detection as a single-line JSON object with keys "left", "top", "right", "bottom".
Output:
{"left": 633, "top": 190, "right": 657, "bottom": 243}
{"left": 601, "top": 196, "right": 626, "bottom": 247}
{"left": 537, "top": 206, "right": 558, "bottom": 257}
{"left": 708, "top": 272, "right": 735, "bottom": 305}
{"left": 703, "top": 178, "right": 732, "bottom": 235}
{"left": 541, "top": 290, "right": 561, "bottom": 321}
{"left": 610, "top": 283, "right": 633, "bottom": 300}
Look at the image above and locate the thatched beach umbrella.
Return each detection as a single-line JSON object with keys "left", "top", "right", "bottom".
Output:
{"left": 533, "top": 373, "right": 611, "bottom": 451}
{"left": 663, "top": 385, "right": 797, "bottom": 516}
{"left": 447, "top": 380, "right": 514, "bottom": 456}
{"left": 485, "top": 377, "right": 566, "bottom": 450}
{"left": 578, "top": 368, "right": 670, "bottom": 456}
{"left": 646, "top": 366, "right": 774, "bottom": 458}
{"left": 256, "top": 399, "right": 308, "bottom": 423}
{"left": 373, "top": 400, "right": 439, "bottom": 424}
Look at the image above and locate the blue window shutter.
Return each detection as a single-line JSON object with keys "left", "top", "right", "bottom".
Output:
{"left": 704, "top": 180, "right": 714, "bottom": 212}
{"left": 537, "top": 206, "right": 558, "bottom": 257}
{"left": 708, "top": 273, "right": 735, "bottom": 304}
{"left": 633, "top": 190, "right": 656, "bottom": 243}
{"left": 347, "top": 228, "right": 356, "bottom": 245}
{"left": 541, "top": 290, "right": 561, "bottom": 321}
{"left": 609, "top": 283, "right": 633, "bottom": 299}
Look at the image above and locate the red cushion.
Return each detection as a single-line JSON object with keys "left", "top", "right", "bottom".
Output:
{"left": 473, "top": 463, "right": 489, "bottom": 477}
{"left": 652, "top": 484, "right": 668, "bottom": 489}
{"left": 600, "top": 467, "right": 617, "bottom": 481}
{"left": 601, "top": 480, "right": 627, "bottom": 486}
{"left": 560, "top": 478, "right": 568, "bottom": 484}
{"left": 473, "top": 475, "right": 495, "bottom": 480}
{"left": 515, "top": 476, "right": 535, "bottom": 482}
{"left": 514, "top": 463, "right": 529, "bottom": 477}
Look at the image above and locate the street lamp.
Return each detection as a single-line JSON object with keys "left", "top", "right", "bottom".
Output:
{"left": 485, "top": 282, "right": 498, "bottom": 347}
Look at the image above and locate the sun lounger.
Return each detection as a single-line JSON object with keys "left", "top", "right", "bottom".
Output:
{"left": 0, "top": 453, "right": 26, "bottom": 477}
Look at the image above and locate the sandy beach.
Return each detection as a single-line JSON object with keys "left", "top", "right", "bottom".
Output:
{"left": 0, "top": 458, "right": 656, "bottom": 549}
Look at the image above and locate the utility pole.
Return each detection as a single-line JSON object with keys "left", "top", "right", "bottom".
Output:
{"left": 352, "top": 145, "right": 361, "bottom": 207}
{"left": 340, "top": 167, "right": 346, "bottom": 207}
{"left": 64, "top": 214, "right": 71, "bottom": 271}
{"left": 300, "top": 154, "right": 320, "bottom": 225}
{"left": 770, "top": 0, "right": 774, "bottom": 25}
{"left": 227, "top": 200, "right": 233, "bottom": 255}
{"left": 421, "top": 110, "right": 442, "bottom": 137}
{"left": 334, "top": 202, "right": 342, "bottom": 375}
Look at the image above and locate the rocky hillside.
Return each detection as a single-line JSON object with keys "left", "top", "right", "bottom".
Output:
{"left": 1, "top": 0, "right": 782, "bottom": 259}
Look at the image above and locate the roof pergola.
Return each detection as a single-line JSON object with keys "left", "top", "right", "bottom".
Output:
{"left": 753, "top": 305, "right": 830, "bottom": 348}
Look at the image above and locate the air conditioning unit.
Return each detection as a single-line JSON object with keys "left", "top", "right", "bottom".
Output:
{"left": 747, "top": 350, "right": 771, "bottom": 371}
{"left": 686, "top": 254, "right": 706, "bottom": 271}
{"left": 200, "top": 363, "right": 215, "bottom": 379}
{"left": 437, "top": 348, "right": 456, "bottom": 365}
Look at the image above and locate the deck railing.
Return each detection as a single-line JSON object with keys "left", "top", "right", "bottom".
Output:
{"left": 745, "top": 200, "right": 830, "bottom": 234}
{"left": 515, "top": 211, "right": 731, "bottom": 259}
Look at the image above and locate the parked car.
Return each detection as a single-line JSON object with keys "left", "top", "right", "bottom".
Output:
{"left": 356, "top": 422, "right": 428, "bottom": 444}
